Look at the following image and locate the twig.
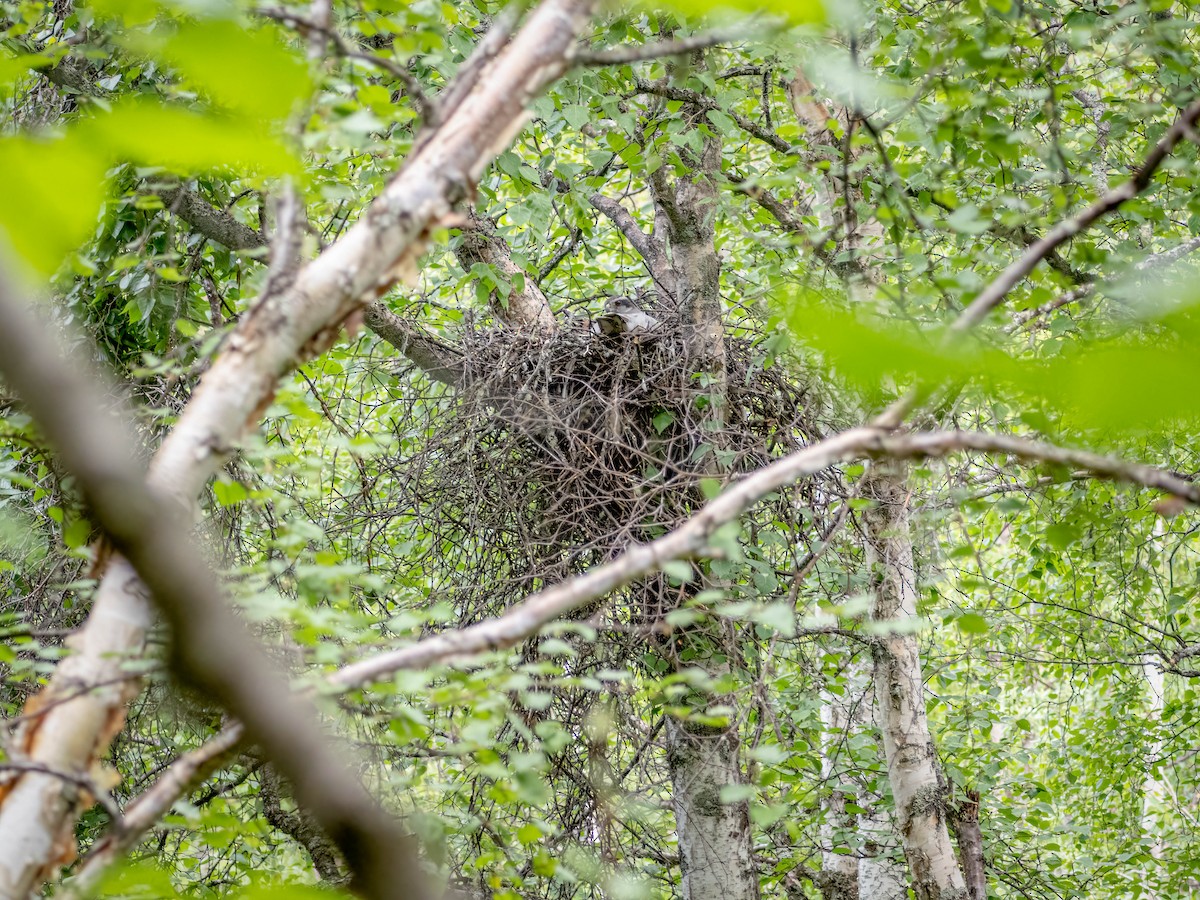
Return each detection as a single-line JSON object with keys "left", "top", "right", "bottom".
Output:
{"left": 0, "top": 762, "right": 121, "bottom": 823}
{"left": 633, "top": 77, "right": 794, "bottom": 155}
{"left": 257, "top": 5, "right": 434, "bottom": 122}
{"left": 329, "top": 425, "right": 1200, "bottom": 687}
{"left": 575, "top": 29, "right": 744, "bottom": 67}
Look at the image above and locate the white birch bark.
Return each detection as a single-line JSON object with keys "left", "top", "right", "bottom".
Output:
{"left": 818, "top": 649, "right": 908, "bottom": 900}
{"left": 0, "top": 1, "right": 593, "bottom": 891}
{"left": 818, "top": 675, "right": 861, "bottom": 900}
{"left": 667, "top": 719, "right": 758, "bottom": 900}
{"left": 864, "top": 467, "right": 967, "bottom": 900}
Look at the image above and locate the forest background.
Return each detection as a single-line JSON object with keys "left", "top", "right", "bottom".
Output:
{"left": 1, "top": 1, "right": 1199, "bottom": 899}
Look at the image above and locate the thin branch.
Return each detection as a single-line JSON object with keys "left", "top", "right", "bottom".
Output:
{"left": 362, "top": 303, "right": 463, "bottom": 385}
{"left": 1008, "top": 235, "right": 1200, "bottom": 331}
{"left": 589, "top": 193, "right": 676, "bottom": 295}
{"left": 952, "top": 96, "right": 1200, "bottom": 335}
{"left": 536, "top": 223, "right": 582, "bottom": 283}
{"left": 575, "top": 29, "right": 744, "bottom": 67}
{"left": 329, "top": 426, "right": 1199, "bottom": 688}
{"left": 874, "top": 96, "right": 1200, "bottom": 428}
{"left": 86, "top": 423, "right": 1200, "bottom": 862}
{"left": 633, "top": 77, "right": 795, "bottom": 155}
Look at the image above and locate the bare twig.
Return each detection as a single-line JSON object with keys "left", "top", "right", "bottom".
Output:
{"left": 633, "top": 77, "right": 794, "bottom": 155}
{"left": 329, "top": 425, "right": 1199, "bottom": 687}
{"left": 576, "top": 29, "right": 744, "bottom": 67}
{"left": 952, "top": 96, "right": 1200, "bottom": 335}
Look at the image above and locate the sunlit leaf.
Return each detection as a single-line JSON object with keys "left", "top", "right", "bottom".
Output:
{"left": 0, "top": 134, "right": 107, "bottom": 274}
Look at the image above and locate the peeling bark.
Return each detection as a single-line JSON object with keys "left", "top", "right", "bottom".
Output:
{"left": 667, "top": 719, "right": 758, "bottom": 900}
{"left": 863, "top": 466, "right": 967, "bottom": 900}
{"left": 0, "top": 0, "right": 594, "bottom": 891}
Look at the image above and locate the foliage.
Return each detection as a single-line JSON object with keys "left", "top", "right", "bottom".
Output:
{"left": 2, "top": 0, "right": 1200, "bottom": 898}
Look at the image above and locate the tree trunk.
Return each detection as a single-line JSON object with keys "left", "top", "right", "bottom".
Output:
{"left": 864, "top": 466, "right": 968, "bottom": 900}
{"left": 666, "top": 718, "right": 758, "bottom": 900}
{"left": 950, "top": 790, "right": 985, "bottom": 900}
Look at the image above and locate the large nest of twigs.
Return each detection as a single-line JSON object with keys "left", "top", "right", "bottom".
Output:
{"left": 384, "top": 307, "right": 836, "bottom": 626}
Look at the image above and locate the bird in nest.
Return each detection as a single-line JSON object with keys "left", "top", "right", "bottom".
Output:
{"left": 592, "top": 295, "right": 660, "bottom": 337}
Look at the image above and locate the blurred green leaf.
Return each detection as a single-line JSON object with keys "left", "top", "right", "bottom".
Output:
{"left": 141, "top": 19, "right": 312, "bottom": 122}
{"left": 0, "top": 134, "right": 107, "bottom": 274}
{"left": 85, "top": 100, "right": 300, "bottom": 176}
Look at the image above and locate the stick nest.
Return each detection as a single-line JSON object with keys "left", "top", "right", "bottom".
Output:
{"left": 382, "top": 312, "right": 838, "bottom": 625}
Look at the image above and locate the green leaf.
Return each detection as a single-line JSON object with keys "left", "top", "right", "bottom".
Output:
{"left": 1044, "top": 522, "right": 1081, "bottom": 550}
{"left": 0, "top": 134, "right": 107, "bottom": 274}
{"left": 956, "top": 612, "right": 989, "bottom": 634}
{"left": 212, "top": 479, "right": 248, "bottom": 507}
{"left": 517, "top": 823, "right": 543, "bottom": 845}
{"left": 946, "top": 203, "right": 992, "bottom": 234}
{"left": 85, "top": 100, "right": 300, "bottom": 177}
{"left": 751, "top": 603, "right": 796, "bottom": 637}
{"left": 662, "top": 560, "right": 694, "bottom": 582}
{"left": 63, "top": 518, "right": 92, "bottom": 550}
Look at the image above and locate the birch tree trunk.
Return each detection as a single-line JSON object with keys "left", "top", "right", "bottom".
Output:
{"left": 667, "top": 718, "right": 758, "bottom": 900}
{"left": 0, "top": 1, "right": 593, "bottom": 891}
{"left": 863, "top": 466, "right": 968, "bottom": 900}
{"left": 818, "top": 651, "right": 908, "bottom": 900}
{"left": 588, "top": 62, "right": 758, "bottom": 900}
{"left": 817, "top": 662, "right": 862, "bottom": 900}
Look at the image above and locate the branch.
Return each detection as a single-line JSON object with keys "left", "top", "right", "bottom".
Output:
{"left": 159, "top": 187, "right": 267, "bottom": 253}
{"left": 727, "top": 171, "right": 880, "bottom": 284}
{"left": 260, "top": 765, "right": 348, "bottom": 884}
{"left": 575, "top": 29, "right": 744, "bottom": 67}
{"left": 362, "top": 302, "right": 463, "bottom": 385}
{"left": 258, "top": 5, "right": 434, "bottom": 122}
{"left": 1008, "top": 235, "right": 1200, "bottom": 331}
{"left": 63, "top": 724, "right": 245, "bottom": 898}
{"left": 952, "top": 96, "right": 1200, "bottom": 334}
{"left": 0, "top": 763, "right": 119, "bottom": 824}
{"left": 536, "top": 222, "right": 582, "bottom": 283}
{"left": 157, "top": 185, "right": 462, "bottom": 383}
{"left": 84, "top": 424, "right": 1200, "bottom": 865}
{"left": 328, "top": 426, "right": 1200, "bottom": 687}
{"left": 454, "top": 210, "right": 555, "bottom": 328}
{"left": 588, "top": 193, "right": 676, "bottom": 296}
{"left": 633, "top": 77, "right": 794, "bottom": 155}
{"left": 874, "top": 97, "right": 1200, "bottom": 428}
{"left": 0, "top": 259, "right": 431, "bottom": 897}
{"left": 0, "top": 0, "right": 595, "bottom": 892}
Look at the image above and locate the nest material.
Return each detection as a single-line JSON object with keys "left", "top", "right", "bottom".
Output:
{"left": 385, "top": 311, "right": 834, "bottom": 625}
